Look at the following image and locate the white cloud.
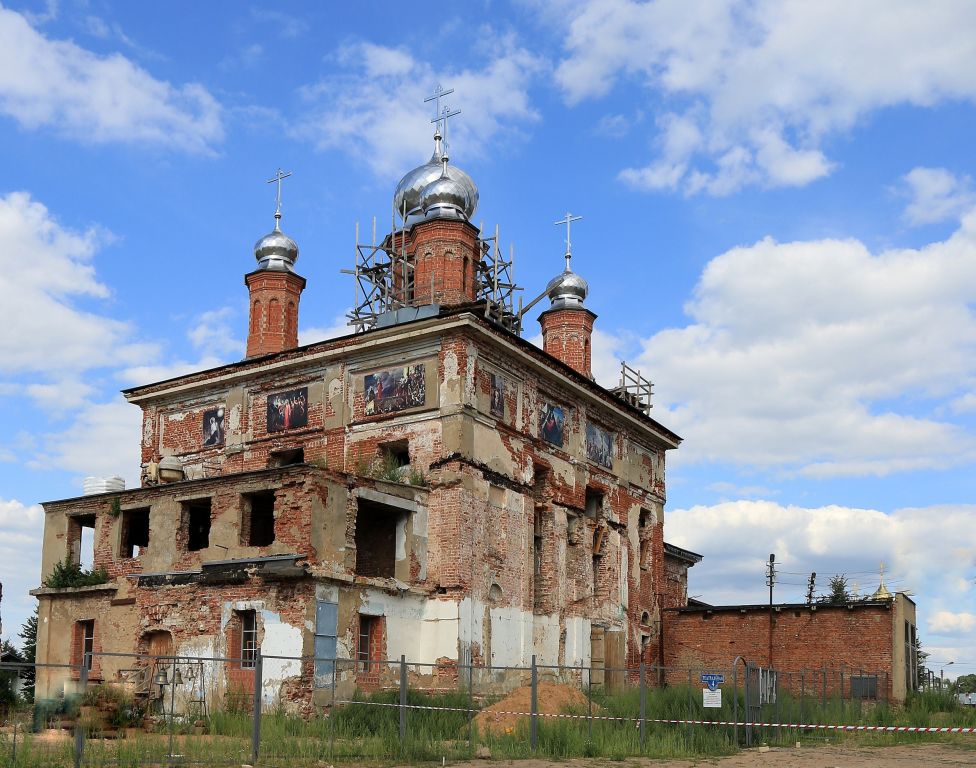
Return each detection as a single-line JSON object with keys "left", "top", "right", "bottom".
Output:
{"left": 29, "top": 397, "right": 142, "bottom": 487}
{"left": 187, "top": 307, "right": 242, "bottom": 358}
{"left": 295, "top": 34, "right": 546, "bottom": 176}
{"left": 901, "top": 167, "right": 976, "bottom": 226}
{"left": 300, "top": 313, "right": 355, "bottom": 346}
{"left": 634, "top": 209, "right": 976, "bottom": 476}
{"left": 668, "top": 500, "right": 976, "bottom": 657}
{"left": 554, "top": 0, "right": 976, "bottom": 194}
{"left": 0, "top": 191, "right": 157, "bottom": 376}
{"left": 929, "top": 611, "right": 976, "bottom": 636}
{"left": 0, "top": 6, "right": 222, "bottom": 151}
{"left": 0, "top": 498, "right": 43, "bottom": 644}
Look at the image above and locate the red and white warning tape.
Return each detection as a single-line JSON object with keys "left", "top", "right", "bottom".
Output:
{"left": 334, "top": 699, "right": 976, "bottom": 733}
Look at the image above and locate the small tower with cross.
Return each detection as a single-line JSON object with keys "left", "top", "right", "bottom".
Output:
{"left": 538, "top": 212, "right": 597, "bottom": 379}
{"left": 245, "top": 169, "right": 307, "bottom": 357}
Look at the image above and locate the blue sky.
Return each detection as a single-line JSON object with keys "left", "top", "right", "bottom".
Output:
{"left": 1, "top": 0, "right": 974, "bottom": 674}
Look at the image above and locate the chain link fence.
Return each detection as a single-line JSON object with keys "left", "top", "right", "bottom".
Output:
{"left": 1, "top": 653, "right": 966, "bottom": 767}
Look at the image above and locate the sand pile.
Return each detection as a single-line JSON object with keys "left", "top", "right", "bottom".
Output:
{"left": 474, "top": 682, "right": 589, "bottom": 734}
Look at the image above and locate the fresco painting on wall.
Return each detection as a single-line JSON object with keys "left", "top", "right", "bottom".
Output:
{"left": 490, "top": 373, "right": 505, "bottom": 418}
{"left": 268, "top": 387, "right": 308, "bottom": 432}
{"left": 365, "top": 364, "right": 426, "bottom": 415}
{"left": 540, "top": 402, "right": 565, "bottom": 447}
{"left": 202, "top": 407, "right": 225, "bottom": 446}
{"left": 586, "top": 421, "right": 614, "bottom": 468}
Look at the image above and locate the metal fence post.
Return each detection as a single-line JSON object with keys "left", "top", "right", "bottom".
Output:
{"left": 252, "top": 651, "right": 263, "bottom": 766}
{"left": 639, "top": 662, "right": 646, "bottom": 748}
{"left": 329, "top": 659, "right": 337, "bottom": 760}
{"left": 686, "top": 668, "right": 692, "bottom": 743}
{"left": 732, "top": 662, "right": 738, "bottom": 747}
{"left": 467, "top": 659, "right": 474, "bottom": 747}
{"left": 399, "top": 655, "right": 407, "bottom": 745}
{"left": 586, "top": 661, "right": 593, "bottom": 741}
{"left": 530, "top": 655, "right": 538, "bottom": 751}
{"left": 74, "top": 659, "right": 88, "bottom": 768}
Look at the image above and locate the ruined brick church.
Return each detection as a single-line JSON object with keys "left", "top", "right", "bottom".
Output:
{"left": 32, "top": 105, "right": 694, "bottom": 708}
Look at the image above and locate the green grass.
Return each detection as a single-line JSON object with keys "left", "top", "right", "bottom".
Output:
{"left": 2, "top": 684, "right": 974, "bottom": 766}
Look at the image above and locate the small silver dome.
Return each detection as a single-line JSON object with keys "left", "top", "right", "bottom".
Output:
{"left": 254, "top": 220, "right": 299, "bottom": 271}
{"left": 546, "top": 268, "right": 589, "bottom": 309}
{"left": 421, "top": 174, "right": 470, "bottom": 220}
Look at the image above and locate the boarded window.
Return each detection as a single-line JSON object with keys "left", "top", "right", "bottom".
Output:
{"left": 241, "top": 491, "right": 276, "bottom": 547}
{"left": 183, "top": 498, "right": 211, "bottom": 551}
{"left": 314, "top": 601, "right": 338, "bottom": 688}
{"left": 354, "top": 498, "right": 403, "bottom": 578}
{"left": 851, "top": 675, "right": 878, "bottom": 700}
{"left": 120, "top": 508, "right": 150, "bottom": 558}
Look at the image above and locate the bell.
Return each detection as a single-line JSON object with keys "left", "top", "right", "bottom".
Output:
{"left": 154, "top": 668, "right": 168, "bottom": 686}
{"left": 172, "top": 667, "right": 184, "bottom": 686}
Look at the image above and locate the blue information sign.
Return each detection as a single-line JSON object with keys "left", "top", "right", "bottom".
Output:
{"left": 700, "top": 673, "right": 725, "bottom": 691}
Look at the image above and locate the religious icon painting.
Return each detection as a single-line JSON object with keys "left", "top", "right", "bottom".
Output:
{"left": 539, "top": 402, "right": 565, "bottom": 447}
{"left": 267, "top": 387, "right": 309, "bottom": 433}
{"left": 489, "top": 373, "right": 505, "bottom": 419}
{"left": 202, "top": 407, "right": 225, "bottom": 447}
{"left": 364, "top": 364, "right": 426, "bottom": 416}
{"left": 585, "top": 421, "right": 614, "bottom": 469}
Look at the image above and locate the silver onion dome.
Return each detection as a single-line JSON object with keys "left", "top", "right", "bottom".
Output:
{"left": 393, "top": 144, "right": 479, "bottom": 221}
{"left": 254, "top": 218, "right": 299, "bottom": 271}
{"left": 421, "top": 172, "right": 471, "bottom": 220}
{"left": 546, "top": 268, "right": 589, "bottom": 310}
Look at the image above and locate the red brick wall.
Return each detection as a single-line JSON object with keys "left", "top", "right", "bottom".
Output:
{"left": 540, "top": 308, "right": 596, "bottom": 378}
{"left": 245, "top": 269, "right": 306, "bottom": 357}
{"left": 409, "top": 219, "right": 480, "bottom": 306}
{"left": 663, "top": 604, "right": 896, "bottom": 697}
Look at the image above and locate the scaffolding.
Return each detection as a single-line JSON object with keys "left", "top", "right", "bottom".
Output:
{"left": 343, "top": 211, "right": 522, "bottom": 336}
{"left": 475, "top": 223, "right": 522, "bottom": 335}
{"left": 611, "top": 361, "right": 653, "bottom": 415}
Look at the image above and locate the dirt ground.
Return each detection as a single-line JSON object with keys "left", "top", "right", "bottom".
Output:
{"left": 441, "top": 743, "right": 976, "bottom": 767}
{"left": 474, "top": 683, "right": 591, "bottom": 734}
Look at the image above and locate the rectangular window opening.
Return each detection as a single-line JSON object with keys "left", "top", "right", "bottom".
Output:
{"left": 75, "top": 619, "right": 95, "bottom": 670}
{"left": 120, "top": 507, "right": 150, "bottom": 558}
{"left": 183, "top": 498, "right": 212, "bottom": 551}
{"left": 357, "top": 615, "right": 382, "bottom": 674}
{"left": 69, "top": 514, "right": 97, "bottom": 569}
{"left": 242, "top": 491, "right": 276, "bottom": 547}
{"left": 380, "top": 440, "right": 410, "bottom": 468}
{"left": 354, "top": 499, "right": 403, "bottom": 578}
{"left": 585, "top": 488, "right": 604, "bottom": 520}
{"left": 268, "top": 447, "right": 304, "bottom": 468}
{"left": 851, "top": 675, "right": 878, "bottom": 700}
{"left": 239, "top": 610, "right": 257, "bottom": 669}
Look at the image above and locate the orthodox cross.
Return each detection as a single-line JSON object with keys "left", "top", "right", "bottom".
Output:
{"left": 434, "top": 104, "right": 461, "bottom": 156}
{"left": 554, "top": 212, "right": 583, "bottom": 270}
{"left": 424, "top": 84, "right": 454, "bottom": 126}
{"left": 267, "top": 168, "right": 292, "bottom": 221}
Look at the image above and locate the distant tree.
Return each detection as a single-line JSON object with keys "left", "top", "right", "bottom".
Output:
{"left": 0, "top": 639, "right": 23, "bottom": 708}
{"left": 820, "top": 574, "right": 855, "bottom": 604}
{"left": 956, "top": 674, "right": 976, "bottom": 694}
{"left": 914, "top": 636, "right": 930, "bottom": 690}
{"left": 19, "top": 606, "right": 37, "bottom": 702}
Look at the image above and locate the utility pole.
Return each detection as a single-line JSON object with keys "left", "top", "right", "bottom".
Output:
{"left": 766, "top": 554, "right": 776, "bottom": 668}
{"left": 806, "top": 572, "right": 817, "bottom": 605}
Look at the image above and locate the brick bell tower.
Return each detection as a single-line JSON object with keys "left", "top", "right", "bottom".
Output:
{"left": 392, "top": 109, "right": 481, "bottom": 310}
{"left": 539, "top": 213, "right": 596, "bottom": 379}
{"left": 245, "top": 170, "right": 306, "bottom": 358}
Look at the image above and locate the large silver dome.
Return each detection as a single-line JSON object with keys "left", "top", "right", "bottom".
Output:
{"left": 546, "top": 268, "right": 588, "bottom": 309}
{"left": 254, "top": 220, "right": 299, "bottom": 271}
{"left": 394, "top": 152, "right": 479, "bottom": 220}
